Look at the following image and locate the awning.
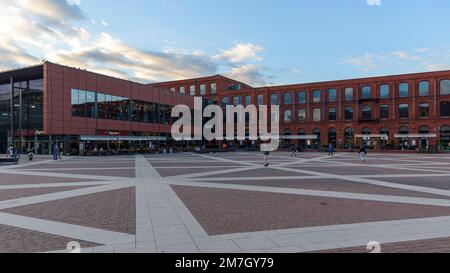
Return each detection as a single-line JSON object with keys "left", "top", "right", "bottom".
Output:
{"left": 394, "top": 134, "right": 437, "bottom": 138}
{"left": 80, "top": 135, "right": 168, "bottom": 141}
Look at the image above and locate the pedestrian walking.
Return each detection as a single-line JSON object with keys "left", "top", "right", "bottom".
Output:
{"left": 263, "top": 151, "right": 270, "bottom": 167}
{"left": 328, "top": 143, "right": 334, "bottom": 157}
{"left": 57, "top": 145, "right": 62, "bottom": 160}
{"left": 290, "top": 143, "right": 297, "bottom": 157}
{"left": 52, "top": 143, "right": 58, "bottom": 160}
{"left": 359, "top": 145, "right": 367, "bottom": 162}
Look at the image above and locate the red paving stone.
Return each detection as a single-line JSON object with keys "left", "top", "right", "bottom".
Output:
{"left": 2, "top": 187, "right": 136, "bottom": 234}
{"left": 0, "top": 173, "right": 101, "bottom": 185}
{"left": 202, "top": 178, "right": 450, "bottom": 199}
{"left": 171, "top": 185, "right": 450, "bottom": 236}
{"left": 376, "top": 176, "right": 450, "bottom": 190}
{"left": 155, "top": 167, "right": 233, "bottom": 177}
{"left": 0, "top": 186, "right": 95, "bottom": 201}
{"left": 0, "top": 224, "right": 99, "bottom": 253}
{"left": 206, "top": 168, "right": 313, "bottom": 178}
{"left": 31, "top": 168, "right": 135, "bottom": 178}
{"left": 294, "top": 166, "right": 429, "bottom": 176}
{"left": 314, "top": 237, "right": 450, "bottom": 253}
{"left": 150, "top": 162, "right": 243, "bottom": 168}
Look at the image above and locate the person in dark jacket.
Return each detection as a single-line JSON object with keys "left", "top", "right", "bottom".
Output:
{"left": 328, "top": 143, "right": 334, "bottom": 156}
{"left": 290, "top": 143, "right": 297, "bottom": 157}
{"left": 359, "top": 145, "right": 367, "bottom": 162}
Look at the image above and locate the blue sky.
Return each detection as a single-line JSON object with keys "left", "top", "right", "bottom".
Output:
{"left": 1, "top": 0, "right": 450, "bottom": 86}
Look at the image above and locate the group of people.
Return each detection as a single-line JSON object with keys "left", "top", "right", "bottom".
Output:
{"left": 5, "top": 146, "right": 19, "bottom": 159}
{"left": 263, "top": 143, "right": 369, "bottom": 166}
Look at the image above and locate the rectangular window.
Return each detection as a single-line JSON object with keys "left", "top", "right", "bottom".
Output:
{"left": 284, "top": 93, "right": 292, "bottom": 105}
{"left": 284, "top": 110, "right": 292, "bottom": 122}
{"left": 270, "top": 94, "right": 280, "bottom": 105}
{"left": 211, "top": 83, "right": 217, "bottom": 95}
{"left": 313, "top": 90, "right": 321, "bottom": 103}
{"left": 345, "top": 87, "right": 353, "bottom": 101}
{"left": 233, "top": 96, "right": 241, "bottom": 106}
{"left": 245, "top": 96, "right": 252, "bottom": 106}
{"left": 179, "top": 86, "right": 185, "bottom": 94}
{"left": 298, "top": 91, "right": 306, "bottom": 104}
{"left": 313, "top": 108, "right": 321, "bottom": 122}
{"left": 380, "top": 105, "right": 389, "bottom": 119}
{"left": 298, "top": 109, "right": 306, "bottom": 122}
{"left": 419, "top": 103, "right": 430, "bottom": 117}
{"left": 257, "top": 95, "right": 264, "bottom": 105}
{"left": 189, "top": 85, "right": 195, "bottom": 96}
{"left": 328, "top": 89, "right": 337, "bottom": 102}
{"left": 221, "top": 97, "right": 229, "bottom": 108}
{"left": 399, "top": 104, "right": 409, "bottom": 118}
{"left": 441, "top": 102, "right": 450, "bottom": 117}
{"left": 344, "top": 107, "right": 353, "bottom": 120}
{"left": 200, "top": 84, "right": 206, "bottom": 95}
{"left": 97, "top": 93, "right": 106, "bottom": 119}
{"left": 328, "top": 108, "right": 336, "bottom": 121}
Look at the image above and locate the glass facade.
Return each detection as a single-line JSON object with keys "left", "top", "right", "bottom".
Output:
{"left": 0, "top": 78, "right": 44, "bottom": 154}
{"left": 70, "top": 89, "right": 172, "bottom": 125}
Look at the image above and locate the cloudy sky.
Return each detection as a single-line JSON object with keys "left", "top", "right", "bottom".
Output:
{"left": 1, "top": 0, "right": 450, "bottom": 86}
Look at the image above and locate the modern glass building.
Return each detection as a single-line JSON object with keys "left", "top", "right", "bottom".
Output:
{"left": 0, "top": 62, "right": 193, "bottom": 155}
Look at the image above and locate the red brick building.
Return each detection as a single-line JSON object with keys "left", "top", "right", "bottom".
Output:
{"left": 154, "top": 70, "right": 450, "bottom": 151}
{"left": 2, "top": 62, "right": 450, "bottom": 154}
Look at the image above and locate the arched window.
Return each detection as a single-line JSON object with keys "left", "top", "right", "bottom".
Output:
{"left": 380, "top": 105, "right": 389, "bottom": 119}
{"left": 313, "top": 90, "right": 321, "bottom": 103}
{"left": 440, "top": 126, "right": 450, "bottom": 150}
{"left": 284, "top": 110, "right": 292, "bottom": 122}
{"left": 298, "top": 91, "right": 306, "bottom": 104}
{"left": 328, "top": 108, "right": 337, "bottom": 121}
{"left": 362, "top": 128, "right": 371, "bottom": 135}
{"left": 380, "top": 84, "right": 390, "bottom": 99}
{"left": 361, "top": 85, "right": 371, "bottom": 99}
{"left": 419, "top": 103, "right": 430, "bottom": 117}
{"left": 362, "top": 105, "right": 372, "bottom": 120}
{"left": 398, "top": 126, "right": 409, "bottom": 145}
{"left": 328, "top": 89, "right": 337, "bottom": 102}
{"left": 284, "top": 93, "right": 292, "bottom": 105}
{"left": 399, "top": 83, "right": 409, "bottom": 97}
{"left": 419, "top": 81, "right": 430, "bottom": 96}
{"left": 380, "top": 127, "right": 389, "bottom": 136}
{"left": 399, "top": 104, "right": 409, "bottom": 118}
{"left": 440, "top": 80, "right": 450, "bottom": 95}
{"left": 312, "top": 128, "right": 321, "bottom": 145}
{"left": 344, "top": 128, "right": 354, "bottom": 147}
{"left": 345, "top": 87, "right": 354, "bottom": 101}
{"left": 270, "top": 94, "right": 280, "bottom": 105}
{"left": 257, "top": 95, "right": 264, "bottom": 105}
{"left": 419, "top": 126, "right": 429, "bottom": 134}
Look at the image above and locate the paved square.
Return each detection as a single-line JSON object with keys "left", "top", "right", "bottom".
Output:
{"left": 2, "top": 152, "right": 450, "bottom": 253}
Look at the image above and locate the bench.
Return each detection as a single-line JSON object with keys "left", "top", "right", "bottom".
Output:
{"left": 0, "top": 158, "right": 19, "bottom": 165}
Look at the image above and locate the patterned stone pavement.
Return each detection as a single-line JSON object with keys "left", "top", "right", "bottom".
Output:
{"left": 1, "top": 152, "right": 450, "bottom": 253}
